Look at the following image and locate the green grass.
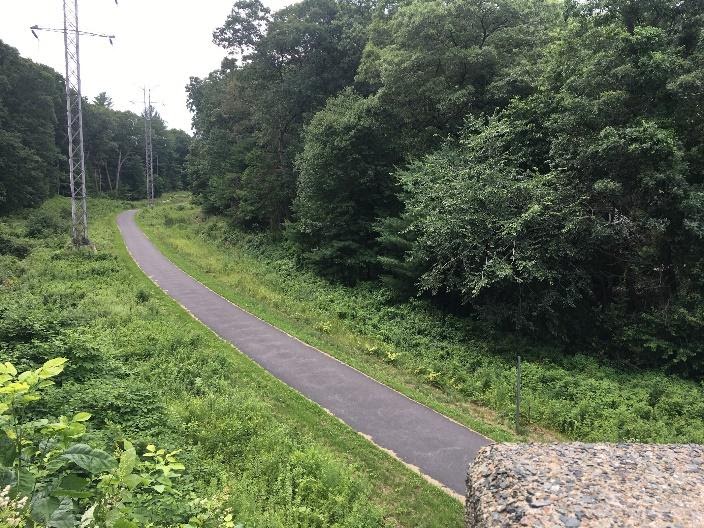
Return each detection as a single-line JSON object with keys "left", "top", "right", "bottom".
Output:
{"left": 0, "top": 197, "right": 464, "bottom": 527}
{"left": 137, "top": 193, "right": 704, "bottom": 444}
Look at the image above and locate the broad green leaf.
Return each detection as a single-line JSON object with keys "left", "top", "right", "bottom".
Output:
{"left": 62, "top": 444, "right": 117, "bottom": 474}
{"left": 122, "top": 473, "right": 143, "bottom": 490}
{"left": 13, "top": 467, "right": 36, "bottom": 499}
{"left": 1, "top": 363, "right": 17, "bottom": 376}
{"left": 45, "top": 455, "right": 69, "bottom": 474}
{"left": 38, "top": 358, "right": 68, "bottom": 380}
{"left": 48, "top": 498, "right": 77, "bottom": 528}
{"left": 119, "top": 445, "right": 138, "bottom": 476}
{"left": 72, "top": 412, "right": 91, "bottom": 423}
{"left": 64, "top": 422, "right": 86, "bottom": 439}
{"left": 0, "top": 381, "right": 30, "bottom": 394}
{"left": 18, "top": 371, "right": 39, "bottom": 385}
{"left": 31, "top": 495, "right": 61, "bottom": 523}
{"left": 0, "top": 431, "right": 17, "bottom": 466}
{"left": 52, "top": 489, "right": 93, "bottom": 499}
{"left": 113, "top": 518, "right": 138, "bottom": 528}
{"left": 58, "top": 474, "right": 89, "bottom": 491}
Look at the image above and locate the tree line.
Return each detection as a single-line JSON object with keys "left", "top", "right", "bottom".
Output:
{"left": 188, "top": 0, "right": 704, "bottom": 375}
{"left": 0, "top": 39, "right": 191, "bottom": 214}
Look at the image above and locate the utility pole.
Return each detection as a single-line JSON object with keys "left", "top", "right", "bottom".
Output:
{"left": 31, "top": 1, "right": 116, "bottom": 247}
{"left": 143, "top": 88, "right": 155, "bottom": 206}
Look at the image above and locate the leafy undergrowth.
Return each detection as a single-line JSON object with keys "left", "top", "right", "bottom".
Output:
{"left": 0, "top": 197, "right": 463, "bottom": 527}
{"left": 138, "top": 194, "right": 704, "bottom": 444}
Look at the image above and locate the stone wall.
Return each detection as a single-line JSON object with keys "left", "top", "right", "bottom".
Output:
{"left": 466, "top": 443, "right": 703, "bottom": 527}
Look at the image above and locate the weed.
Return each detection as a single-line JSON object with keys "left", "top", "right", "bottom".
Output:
{"left": 138, "top": 198, "right": 704, "bottom": 444}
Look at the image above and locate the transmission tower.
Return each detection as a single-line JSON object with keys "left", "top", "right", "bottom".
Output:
{"left": 31, "top": 1, "right": 116, "bottom": 247}
{"left": 143, "top": 88, "right": 155, "bottom": 206}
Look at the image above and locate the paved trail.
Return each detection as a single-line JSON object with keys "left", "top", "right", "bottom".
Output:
{"left": 117, "top": 210, "right": 490, "bottom": 495}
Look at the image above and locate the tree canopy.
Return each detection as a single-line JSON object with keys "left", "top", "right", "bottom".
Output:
{"left": 3, "top": 0, "right": 703, "bottom": 375}
{"left": 187, "top": 0, "right": 704, "bottom": 375}
{"left": 0, "top": 40, "right": 191, "bottom": 212}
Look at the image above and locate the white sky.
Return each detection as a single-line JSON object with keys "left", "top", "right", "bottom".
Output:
{"left": 0, "top": 0, "right": 295, "bottom": 132}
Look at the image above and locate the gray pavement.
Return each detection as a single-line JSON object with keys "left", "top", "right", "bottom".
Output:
{"left": 117, "top": 209, "right": 491, "bottom": 495}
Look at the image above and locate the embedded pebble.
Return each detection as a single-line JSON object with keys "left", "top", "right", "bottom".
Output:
{"left": 465, "top": 443, "right": 704, "bottom": 527}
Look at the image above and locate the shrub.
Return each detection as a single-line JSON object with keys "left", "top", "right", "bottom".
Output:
{"left": 0, "top": 358, "right": 191, "bottom": 528}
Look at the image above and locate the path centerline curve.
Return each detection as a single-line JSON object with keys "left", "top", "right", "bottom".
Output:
{"left": 117, "top": 209, "right": 490, "bottom": 495}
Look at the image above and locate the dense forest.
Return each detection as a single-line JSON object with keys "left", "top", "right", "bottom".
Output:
{"left": 187, "top": 0, "right": 704, "bottom": 376}
{"left": 0, "top": 39, "right": 191, "bottom": 214}
{"left": 2, "top": 1, "right": 702, "bottom": 375}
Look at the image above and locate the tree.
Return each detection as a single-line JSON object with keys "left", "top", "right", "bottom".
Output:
{"left": 0, "top": 40, "right": 64, "bottom": 214}
{"left": 398, "top": 4, "right": 704, "bottom": 373}
{"left": 93, "top": 91, "right": 113, "bottom": 109}
{"left": 287, "top": 0, "right": 560, "bottom": 281}
{"left": 82, "top": 97, "right": 190, "bottom": 199}
{"left": 188, "top": 0, "right": 376, "bottom": 228}
{"left": 290, "top": 91, "right": 402, "bottom": 280}
{"left": 213, "top": 0, "right": 272, "bottom": 55}
{"left": 355, "top": 0, "right": 559, "bottom": 152}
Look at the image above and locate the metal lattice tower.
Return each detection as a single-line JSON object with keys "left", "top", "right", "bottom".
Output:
{"left": 143, "top": 88, "right": 155, "bottom": 206}
{"left": 63, "top": 0, "right": 89, "bottom": 246}
{"left": 31, "top": 1, "right": 116, "bottom": 247}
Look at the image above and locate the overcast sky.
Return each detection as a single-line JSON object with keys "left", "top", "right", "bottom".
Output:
{"left": 0, "top": 0, "right": 295, "bottom": 133}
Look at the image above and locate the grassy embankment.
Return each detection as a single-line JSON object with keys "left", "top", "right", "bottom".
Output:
{"left": 0, "top": 197, "right": 464, "bottom": 528}
{"left": 138, "top": 193, "right": 704, "bottom": 444}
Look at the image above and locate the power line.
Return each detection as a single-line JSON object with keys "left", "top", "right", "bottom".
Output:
{"left": 31, "top": 0, "right": 117, "bottom": 248}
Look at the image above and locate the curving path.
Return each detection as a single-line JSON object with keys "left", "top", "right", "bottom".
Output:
{"left": 117, "top": 210, "right": 490, "bottom": 496}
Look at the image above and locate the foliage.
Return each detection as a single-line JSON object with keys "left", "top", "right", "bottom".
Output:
{"left": 0, "top": 40, "right": 63, "bottom": 214}
{"left": 0, "top": 357, "right": 186, "bottom": 527}
{"left": 82, "top": 95, "right": 191, "bottom": 199}
{"left": 140, "top": 200, "right": 704, "bottom": 444}
{"left": 289, "top": 91, "right": 402, "bottom": 281}
{"left": 185, "top": 0, "right": 704, "bottom": 374}
{"left": 0, "top": 40, "right": 191, "bottom": 211}
{"left": 355, "top": 0, "right": 558, "bottom": 151}
{"left": 400, "top": 5, "right": 704, "bottom": 373}
{"left": 0, "top": 198, "right": 430, "bottom": 527}
{"left": 187, "top": 0, "right": 375, "bottom": 228}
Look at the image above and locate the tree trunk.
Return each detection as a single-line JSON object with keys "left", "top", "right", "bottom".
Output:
{"left": 116, "top": 150, "right": 128, "bottom": 193}
{"left": 104, "top": 161, "right": 114, "bottom": 193}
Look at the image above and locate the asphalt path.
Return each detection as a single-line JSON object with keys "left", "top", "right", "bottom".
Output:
{"left": 117, "top": 209, "right": 491, "bottom": 495}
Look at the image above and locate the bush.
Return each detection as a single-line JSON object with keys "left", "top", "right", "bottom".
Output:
{"left": 0, "top": 197, "right": 386, "bottom": 527}
{"left": 0, "top": 358, "right": 191, "bottom": 528}
{"left": 143, "top": 201, "right": 704, "bottom": 443}
{"left": 0, "top": 232, "right": 30, "bottom": 259}
{"left": 24, "top": 204, "right": 70, "bottom": 238}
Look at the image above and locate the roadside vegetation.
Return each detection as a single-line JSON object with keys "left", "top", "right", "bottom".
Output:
{"left": 140, "top": 196, "right": 704, "bottom": 444}
{"left": 1, "top": 0, "right": 703, "bottom": 522}
{"left": 188, "top": 0, "right": 704, "bottom": 379}
{"left": 0, "top": 197, "right": 464, "bottom": 527}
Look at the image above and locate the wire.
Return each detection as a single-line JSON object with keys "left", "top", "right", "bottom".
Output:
{"left": 30, "top": 25, "right": 116, "bottom": 43}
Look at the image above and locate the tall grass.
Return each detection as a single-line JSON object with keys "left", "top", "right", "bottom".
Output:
{"left": 139, "top": 195, "right": 704, "bottom": 444}
{"left": 0, "top": 197, "right": 463, "bottom": 527}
